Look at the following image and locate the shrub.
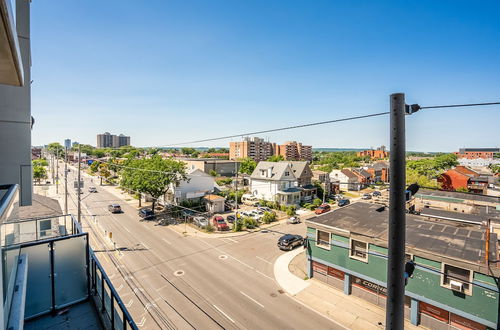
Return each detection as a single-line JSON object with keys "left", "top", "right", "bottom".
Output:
{"left": 262, "top": 211, "right": 277, "bottom": 224}
{"left": 312, "top": 198, "right": 322, "bottom": 207}
{"left": 272, "top": 201, "right": 280, "bottom": 210}
{"left": 243, "top": 217, "right": 258, "bottom": 229}
{"left": 233, "top": 220, "right": 243, "bottom": 232}
{"left": 286, "top": 205, "right": 296, "bottom": 217}
{"left": 280, "top": 205, "right": 287, "bottom": 212}
{"left": 327, "top": 199, "right": 336, "bottom": 204}
{"left": 205, "top": 224, "right": 215, "bottom": 232}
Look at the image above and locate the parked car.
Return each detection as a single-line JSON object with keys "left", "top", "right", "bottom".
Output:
{"left": 139, "top": 208, "right": 154, "bottom": 219}
{"left": 258, "top": 207, "right": 273, "bottom": 213}
{"left": 212, "top": 216, "right": 229, "bottom": 231}
{"left": 333, "top": 194, "right": 344, "bottom": 201}
{"left": 362, "top": 193, "right": 372, "bottom": 200}
{"left": 88, "top": 187, "right": 97, "bottom": 193}
{"left": 372, "top": 191, "right": 382, "bottom": 197}
{"left": 315, "top": 204, "right": 331, "bottom": 215}
{"left": 277, "top": 234, "right": 304, "bottom": 251}
{"left": 241, "top": 211, "right": 254, "bottom": 218}
{"left": 226, "top": 214, "right": 236, "bottom": 223}
{"left": 108, "top": 204, "right": 122, "bottom": 213}
{"left": 193, "top": 216, "right": 208, "bottom": 228}
{"left": 338, "top": 199, "right": 350, "bottom": 207}
{"left": 287, "top": 216, "right": 300, "bottom": 224}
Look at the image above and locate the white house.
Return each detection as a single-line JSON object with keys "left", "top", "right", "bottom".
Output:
{"left": 329, "top": 169, "right": 360, "bottom": 191}
{"left": 163, "top": 169, "right": 218, "bottom": 204}
{"left": 249, "top": 162, "right": 301, "bottom": 205}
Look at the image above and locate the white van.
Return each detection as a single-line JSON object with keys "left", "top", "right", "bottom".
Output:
{"left": 241, "top": 194, "right": 259, "bottom": 206}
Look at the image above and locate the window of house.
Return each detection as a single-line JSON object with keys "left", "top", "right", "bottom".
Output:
{"left": 316, "top": 230, "right": 330, "bottom": 249}
{"left": 285, "top": 171, "right": 290, "bottom": 176}
{"left": 441, "top": 264, "right": 472, "bottom": 295}
{"left": 350, "top": 239, "right": 368, "bottom": 261}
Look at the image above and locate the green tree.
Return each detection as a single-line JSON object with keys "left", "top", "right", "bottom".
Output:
{"left": 181, "top": 147, "right": 196, "bottom": 155}
{"left": 98, "top": 163, "right": 111, "bottom": 186}
{"left": 120, "top": 156, "right": 187, "bottom": 212}
{"left": 89, "top": 161, "right": 100, "bottom": 173}
{"left": 33, "top": 165, "right": 47, "bottom": 184}
{"left": 209, "top": 170, "right": 218, "bottom": 177}
{"left": 456, "top": 187, "right": 469, "bottom": 193}
{"left": 267, "top": 155, "right": 284, "bottom": 162}
{"left": 47, "top": 142, "right": 65, "bottom": 158}
{"left": 286, "top": 206, "right": 296, "bottom": 217}
{"left": 238, "top": 158, "right": 257, "bottom": 175}
{"left": 33, "top": 159, "right": 48, "bottom": 167}
{"left": 262, "top": 211, "right": 277, "bottom": 224}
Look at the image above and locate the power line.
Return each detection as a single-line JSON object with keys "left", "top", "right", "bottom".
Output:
{"left": 419, "top": 101, "right": 500, "bottom": 110}
{"left": 161, "top": 111, "right": 390, "bottom": 147}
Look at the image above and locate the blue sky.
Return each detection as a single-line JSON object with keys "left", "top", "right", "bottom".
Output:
{"left": 30, "top": 0, "right": 500, "bottom": 151}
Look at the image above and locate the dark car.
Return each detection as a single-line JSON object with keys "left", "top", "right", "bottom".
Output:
{"left": 315, "top": 204, "right": 331, "bottom": 215}
{"left": 338, "top": 199, "right": 350, "bottom": 207}
{"left": 226, "top": 214, "right": 236, "bottom": 223}
{"left": 372, "top": 191, "right": 382, "bottom": 197}
{"left": 278, "top": 234, "right": 304, "bottom": 251}
{"left": 139, "top": 208, "right": 154, "bottom": 219}
{"left": 108, "top": 204, "right": 122, "bottom": 213}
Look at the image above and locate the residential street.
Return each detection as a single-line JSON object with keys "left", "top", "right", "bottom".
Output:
{"left": 57, "top": 165, "right": 343, "bottom": 329}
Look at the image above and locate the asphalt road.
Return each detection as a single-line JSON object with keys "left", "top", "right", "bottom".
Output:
{"left": 58, "top": 164, "right": 342, "bottom": 330}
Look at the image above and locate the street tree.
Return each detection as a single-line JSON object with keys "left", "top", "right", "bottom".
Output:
{"left": 238, "top": 157, "right": 257, "bottom": 175}
{"left": 120, "top": 156, "right": 187, "bottom": 212}
{"left": 267, "top": 155, "right": 285, "bottom": 162}
{"left": 98, "top": 163, "right": 111, "bottom": 185}
{"left": 33, "top": 165, "right": 47, "bottom": 184}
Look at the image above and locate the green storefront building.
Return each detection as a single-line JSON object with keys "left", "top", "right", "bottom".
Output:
{"left": 305, "top": 202, "right": 499, "bottom": 329}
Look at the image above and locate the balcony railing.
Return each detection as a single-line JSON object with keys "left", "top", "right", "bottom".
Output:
{"left": 1, "top": 201, "right": 137, "bottom": 329}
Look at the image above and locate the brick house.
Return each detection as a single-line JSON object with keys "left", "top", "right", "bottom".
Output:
{"left": 438, "top": 166, "right": 488, "bottom": 194}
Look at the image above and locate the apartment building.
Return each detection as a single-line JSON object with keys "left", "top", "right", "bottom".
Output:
{"left": 64, "top": 139, "right": 71, "bottom": 149}
{"left": 275, "top": 141, "right": 313, "bottom": 162}
{"left": 97, "top": 132, "right": 131, "bottom": 148}
{"left": 229, "top": 137, "right": 274, "bottom": 161}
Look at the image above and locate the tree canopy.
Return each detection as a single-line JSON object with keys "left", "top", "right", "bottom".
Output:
{"left": 238, "top": 157, "right": 257, "bottom": 175}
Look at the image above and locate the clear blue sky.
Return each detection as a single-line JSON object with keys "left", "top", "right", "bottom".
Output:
{"left": 30, "top": 0, "right": 500, "bottom": 151}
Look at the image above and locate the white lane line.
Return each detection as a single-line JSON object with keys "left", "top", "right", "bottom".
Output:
{"left": 256, "top": 270, "right": 274, "bottom": 280}
{"left": 213, "top": 305, "right": 235, "bottom": 323}
{"left": 222, "top": 237, "right": 238, "bottom": 243}
{"left": 141, "top": 242, "right": 150, "bottom": 250}
{"left": 200, "top": 240, "right": 254, "bottom": 270}
{"left": 162, "top": 238, "right": 171, "bottom": 245}
{"left": 240, "top": 291, "right": 265, "bottom": 308}
{"left": 116, "top": 284, "right": 123, "bottom": 291}
{"left": 256, "top": 256, "right": 272, "bottom": 264}
{"left": 124, "top": 227, "right": 131, "bottom": 233}
{"left": 125, "top": 299, "right": 133, "bottom": 308}
{"left": 137, "top": 316, "right": 146, "bottom": 327}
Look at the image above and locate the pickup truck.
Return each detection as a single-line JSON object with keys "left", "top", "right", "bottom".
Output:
{"left": 212, "top": 216, "right": 229, "bottom": 231}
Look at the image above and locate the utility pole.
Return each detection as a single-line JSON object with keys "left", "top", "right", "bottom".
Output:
{"left": 386, "top": 93, "right": 406, "bottom": 330}
{"left": 56, "top": 148, "right": 59, "bottom": 194}
{"left": 77, "top": 144, "right": 82, "bottom": 225}
{"left": 234, "top": 161, "right": 238, "bottom": 221}
{"left": 64, "top": 146, "right": 68, "bottom": 214}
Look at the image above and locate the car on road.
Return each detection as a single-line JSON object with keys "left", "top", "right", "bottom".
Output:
{"left": 287, "top": 216, "right": 300, "bottom": 224}
{"left": 258, "top": 206, "right": 273, "bottom": 213}
{"left": 226, "top": 214, "right": 236, "bottom": 223}
{"left": 212, "top": 216, "right": 229, "bottom": 231}
{"left": 338, "top": 199, "right": 350, "bottom": 207}
{"left": 108, "top": 204, "right": 122, "bottom": 213}
{"left": 193, "top": 216, "right": 208, "bottom": 228}
{"left": 372, "top": 191, "right": 382, "bottom": 197}
{"left": 315, "top": 204, "right": 331, "bottom": 215}
{"left": 88, "top": 187, "right": 97, "bottom": 193}
{"left": 277, "top": 234, "right": 304, "bottom": 251}
{"left": 139, "top": 208, "right": 154, "bottom": 220}
{"left": 362, "top": 193, "right": 372, "bottom": 200}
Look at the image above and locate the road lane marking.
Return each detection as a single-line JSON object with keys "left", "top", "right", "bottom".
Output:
{"left": 256, "top": 256, "right": 272, "bottom": 264}
{"left": 116, "top": 284, "right": 123, "bottom": 291}
{"left": 137, "top": 316, "right": 146, "bottom": 327}
{"left": 213, "top": 305, "right": 235, "bottom": 323}
{"left": 125, "top": 299, "right": 133, "bottom": 308}
{"left": 200, "top": 239, "right": 254, "bottom": 269}
{"left": 141, "top": 242, "right": 150, "bottom": 250}
{"left": 240, "top": 291, "right": 264, "bottom": 308}
{"left": 162, "top": 238, "right": 171, "bottom": 245}
{"left": 124, "top": 227, "right": 131, "bottom": 233}
{"left": 222, "top": 237, "right": 238, "bottom": 243}
{"left": 256, "top": 270, "right": 274, "bottom": 280}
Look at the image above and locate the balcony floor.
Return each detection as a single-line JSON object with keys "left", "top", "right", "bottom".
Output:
{"left": 24, "top": 301, "right": 103, "bottom": 330}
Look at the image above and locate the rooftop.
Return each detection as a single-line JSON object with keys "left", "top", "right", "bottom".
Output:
{"left": 306, "top": 202, "right": 497, "bottom": 270}
{"left": 417, "top": 188, "right": 499, "bottom": 204}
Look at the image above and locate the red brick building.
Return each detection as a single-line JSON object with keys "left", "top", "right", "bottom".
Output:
{"left": 453, "top": 148, "right": 499, "bottom": 159}
{"left": 438, "top": 166, "right": 488, "bottom": 194}
{"left": 357, "top": 146, "right": 389, "bottom": 160}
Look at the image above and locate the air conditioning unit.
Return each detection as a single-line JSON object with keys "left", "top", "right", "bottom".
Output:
{"left": 450, "top": 280, "right": 464, "bottom": 292}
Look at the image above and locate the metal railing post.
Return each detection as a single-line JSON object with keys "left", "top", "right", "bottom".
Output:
{"left": 111, "top": 294, "right": 115, "bottom": 329}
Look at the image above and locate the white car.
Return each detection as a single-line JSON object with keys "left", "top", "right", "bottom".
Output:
{"left": 287, "top": 216, "right": 300, "bottom": 224}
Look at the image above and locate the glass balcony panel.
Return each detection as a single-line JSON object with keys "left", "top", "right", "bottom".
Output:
{"left": 54, "top": 235, "right": 88, "bottom": 308}
{"left": 114, "top": 307, "right": 124, "bottom": 329}
{"left": 2, "top": 245, "right": 20, "bottom": 329}
{"left": 104, "top": 281, "right": 112, "bottom": 319}
{"left": 22, "top": 244, "right": 52, "bottom": 318}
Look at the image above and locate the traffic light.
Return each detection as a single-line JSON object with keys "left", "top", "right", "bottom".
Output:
{"left": 404, "top": 260, "right": 415, "bottom": 286}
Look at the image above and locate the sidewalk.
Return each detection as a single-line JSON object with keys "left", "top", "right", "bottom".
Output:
{"left": 274, "top": 248, "right": 420, "bottom": 330}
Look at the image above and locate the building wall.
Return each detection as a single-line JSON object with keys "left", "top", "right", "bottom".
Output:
{"left": 438, "top": 170, "right": 469, "bottom": 191}
{"left": 0, "top": 0, "right": 32, "bottom": 205}
{"left": 306, "top": 227, "right": 499, "bottom": 327}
